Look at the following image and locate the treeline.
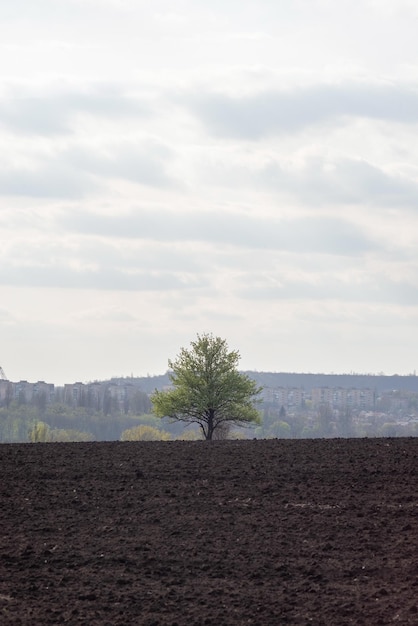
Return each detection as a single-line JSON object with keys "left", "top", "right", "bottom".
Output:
{"left": 3, "top": 400, "right": 417, "bottom": 443}
{"left": 258, "top": 403, "right": 418, "bottom": 439}
{"left": 0, "top": 401, "right": 200, "bottom": 443}
{"left": 2, "top": 374, "right": 418, "bottom": 443}
{"left": 0, "top": 385, "right": 156, "bottom": 443}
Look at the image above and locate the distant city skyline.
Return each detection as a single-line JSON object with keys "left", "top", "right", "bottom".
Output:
{"left": 2, "top": 1, "right": 418, "bottom": 385}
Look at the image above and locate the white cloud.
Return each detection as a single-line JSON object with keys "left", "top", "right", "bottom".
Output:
{"left": 187, "top": 82, "right": 418, "bottom": 139}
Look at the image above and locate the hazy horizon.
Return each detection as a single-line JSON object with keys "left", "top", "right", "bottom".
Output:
{"left": 3, "top": 367, "right": 418, "bottom": 389}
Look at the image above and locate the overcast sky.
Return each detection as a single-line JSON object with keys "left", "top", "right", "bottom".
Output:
{"left": 1, "top": 0, "right": 418, "bottom": 385}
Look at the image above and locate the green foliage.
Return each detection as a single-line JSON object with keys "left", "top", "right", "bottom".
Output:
{"left": 50, "top": 429, "right": 94, "bottom": 442}
{"left": 120, "top": 425, "right": 171, "bottom": 441}
{"left": 175, "top": 428, "right": 203, "bottom": 441}
{"left": 0, "top": 402, "right": 162, "bottom": 443}
{"left": 28, "top": 421, "right": 94, "bottom": 442}
{"left": 270, "top": 420, "right": 292, "bottom": 438}
{"left": 151, "top": 333, "right": 262, "bottom": 440}
{"left": 29, "top": 421, "right": 52, "bottom": 442}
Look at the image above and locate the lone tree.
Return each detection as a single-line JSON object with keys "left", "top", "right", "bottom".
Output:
{"left": 151, "top": 333, "right": 262, "bottom": 440}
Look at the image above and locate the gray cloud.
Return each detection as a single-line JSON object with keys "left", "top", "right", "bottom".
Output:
{"left": 59, "top": 208, "right": 376, "bottom": 256}
{"left": 0, "top": 85, "right": 150, "bottom": 135}
{"left": 64, "top": 141, "right": 176, "bottom": 188}
{"left": 236, "top": 274, "right": 418, "bottom": 306}
{"left": 202, "top": 155, "right": 418, "bottom": 209}
{"left": 0, "top": 265, "right": 206, "bottom": 291}
{"left": 259, "top": 158, "right": 418, "bottom": 208}
{"left": 187, "top": 83, "right": 418, "bottom": 139}
{"left": 5, "top": 236, "right": 207, "bottom": 275}
{"left": 0, "top": 164, "right": 97, "bottom": 198}
{"left": 0, "top": 139, "right": 175, "bottom": 198}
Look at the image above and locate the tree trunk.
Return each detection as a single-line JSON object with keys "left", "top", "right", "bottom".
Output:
{"left": 206, "top": 409, "right": 215, "bottom": 440}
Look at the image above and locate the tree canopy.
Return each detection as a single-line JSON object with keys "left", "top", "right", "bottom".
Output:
{"left": 151, "top": 333, "right": 262, "bottom": 440}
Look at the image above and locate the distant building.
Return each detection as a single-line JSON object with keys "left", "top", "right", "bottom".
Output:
{"left": 33, "top": 381, "right": 55, "bottom": 402}
{"left": 311, "top": 387, "right": 375, "bottom": 410}
{"left": 0, "top": 379, "right": 13, "bottom": 404}
{"left": 64, "top": 382, "right": 86, "bottom": 406}
{"left": 14, "top": 380, "right": 35, "bottom": 403}
{"left": 262, "top": 387, "right": 305, "bottom": 410}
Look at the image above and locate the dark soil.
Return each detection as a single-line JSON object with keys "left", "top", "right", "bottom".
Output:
{"left": 1, "top": 438, "right": 418, "bottom": 625}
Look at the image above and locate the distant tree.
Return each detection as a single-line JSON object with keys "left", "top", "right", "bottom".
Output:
{"left": 317, "top": 402, "right": 334, "bottom": 436}
{"left": 129, "top": 390, "right": 152, "bottom": 415}
{"left": 338, "top": 408, "right": 353, "bottom": 437}
{"left": 120, "top": 425, "right": 171, "bottom": 441}
{"left": 51, "top": 429, "right": 94, "bottom": 442}
{"left": 151, "top": 333, "right": 262, "bottom": 440}
{"left": 176, "top": 428, "right": 202, "bottom": 441}
{"left": 270, "top": 419, "right": 291, "bottom": 438}
{"left": 28, "top": 421, "right": 93, "bottom": 442}
{"left": 29, "top": 421, "right": 52, "bottom": 442}
{"left": 102, "top": 388, "right": 113, "bottom": 415}
{"left": 288, "top": 413, "right": 307, "bottom": 438}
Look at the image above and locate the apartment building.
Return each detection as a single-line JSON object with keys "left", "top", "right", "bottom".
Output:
{"left": 0, "top": 380, "right": 55, "bottom": 405}
{"left": 262, "top": 387, "right": 306, "bottom": 410}
{"left": 311, "top": 387, "right": 375, "bottom": 410}
{"left": 0, "top": 379, "right": 12, "bottom": 403}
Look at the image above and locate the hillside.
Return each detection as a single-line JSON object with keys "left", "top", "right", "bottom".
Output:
{"left": 121, "top": 371, "right": 418, "bottom": 393}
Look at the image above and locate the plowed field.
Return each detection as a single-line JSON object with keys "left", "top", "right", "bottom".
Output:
{"left": 1, "top": 438, "right": 418, "bottom": 625}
